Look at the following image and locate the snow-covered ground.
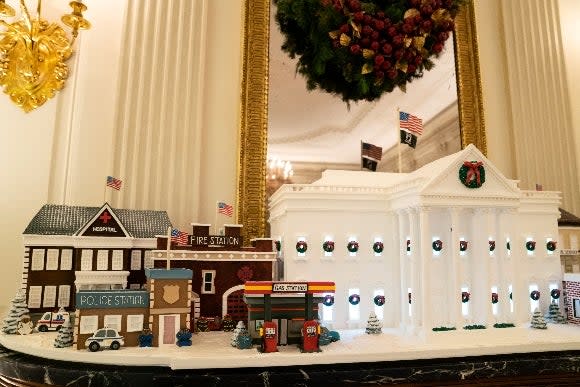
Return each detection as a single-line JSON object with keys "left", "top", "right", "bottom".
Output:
{"left": 1, "top": 325, "right": 580, "bottom": 370}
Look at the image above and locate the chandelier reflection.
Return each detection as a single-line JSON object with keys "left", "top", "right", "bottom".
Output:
{"left": 0, "top": 0, "right": 90, "bottom": 112}
{"left": 266, "top": 158, "right": 293, "bottom": 196}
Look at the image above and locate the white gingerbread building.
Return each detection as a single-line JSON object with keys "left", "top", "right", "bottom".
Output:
{"left": 269, "top": 145, "right": 562, "bottom": 333}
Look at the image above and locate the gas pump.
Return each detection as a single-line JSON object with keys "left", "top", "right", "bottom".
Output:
{"left": 260, "top": 321, "right": 278, "bottom": 353}
{"left": 301, "top": 319, "right": 320, "bottom": 352}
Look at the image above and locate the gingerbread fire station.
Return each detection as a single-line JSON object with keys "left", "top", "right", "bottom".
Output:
{"left": 269, "top": 144, "right": 563, "bottom": 332}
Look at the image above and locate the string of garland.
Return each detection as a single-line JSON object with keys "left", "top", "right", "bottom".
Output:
{"left": 273, "top": 0, "right": 467, "bottom": 103}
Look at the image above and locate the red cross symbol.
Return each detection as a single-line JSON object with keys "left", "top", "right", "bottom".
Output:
{"left": 99, "top": 211, "right": 112, "bottom": 224}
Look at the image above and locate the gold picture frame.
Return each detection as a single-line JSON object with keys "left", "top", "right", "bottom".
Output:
{"left": 237, "top": 0, "right": 485, "bottom": 242}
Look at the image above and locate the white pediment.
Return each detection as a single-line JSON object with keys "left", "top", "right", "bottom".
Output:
{"left": 415, "top": 144, "right": 520, "bottom": 200}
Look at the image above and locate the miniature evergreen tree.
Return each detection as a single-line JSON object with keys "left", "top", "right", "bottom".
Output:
{"left": 365, "top": 312, "right": 382, "bottom": 334}
{"left": 236, "top": 330, "right": 253, "bottom": 349}
{"left": 531, "top": 308, "right": 547, "bottom": 329}
{"left": 221, "top": 315, "right": 236, "bottom": 332}
{"left": 545, "top": 302, "right": 567, "bottom": 324}
{"left": 231, "top": 321, "right": 248, "bottom": 347}
{"left": 54, "top": 319, "right": 74, "bottom": 348}
{"left": 2, "top": 292, "right": 30, "bottom": 334}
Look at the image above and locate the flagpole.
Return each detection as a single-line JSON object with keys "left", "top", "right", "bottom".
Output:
{"left": 215, "top": 201, "right": 219, "bottom": 235}
{"left": 103, "top": 177, "right": 107, "bottom": 204}
{"left": 397, "top": 108, "right": 402, "bottom": 173}
{"left": 166, "top": 226, "right": 171, "bottom": 270}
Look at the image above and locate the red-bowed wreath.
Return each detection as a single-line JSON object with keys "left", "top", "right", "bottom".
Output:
{"left": 459, "top": 240, "right": 468, "bottom": 252}
{"left": 546, "top": 241, "right": 557, "bottom": 252}
{"left": 406, "top": 239, "right": 411, "bottom": 252}
{"left": 373, "top": 241, "right": 384, "bottom": 253}
{"left": 347, "top": 241, "right": 360, "bottom": 253}
{"left": 237, "top": 266, "right": 254, "bottom": 283}
{"left": 491, "top": 292, "right": 498, "bottom": 304}
{"left": 459, "top": 161, "right": 485, "bottom": 188}
{"left": 550, "top": 289, "right": 561, "bottom": 299}
{"left": 374, "top": 295, "right": 386, "bottom": 306}
{"left": 530, "top": 290, "right": 540, "bottom": 301}
{"left": 489, "top": 240, "right": 495, "bottom": 252}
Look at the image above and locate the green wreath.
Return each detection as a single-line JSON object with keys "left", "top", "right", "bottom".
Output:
{"left": 546, "top": 241, "right": 557, "bottom": 252}
{"left": 323, "top": 240, "right": 335, "bottom": 253}
{"left": 526, "top": 241, "right": 536, "bottom": 251}
{"left": 489, "top": 240, "right": 495, "bottom": 252}
{"left": 373, "top": 241, "right": 384, "bottom": 253}
{"left": 274, "top": 0, "right": 466, "bottom": 103}
{"left": 432, "top": 239, "right": 443, "bottom": 251}
{"left": 491, "top": 292, "right": 498, "bottom": 304}
{"left": 459, "top": 240, "right": 468, "bottom": 251}
{"left": 347, "top": 241, "right": 359, "bottom": 253}
{"left": 296, "top": 241, "right": 308, "bottom": 254}
{"left": 459, "top": 161, "right": 485, "bottom": 188}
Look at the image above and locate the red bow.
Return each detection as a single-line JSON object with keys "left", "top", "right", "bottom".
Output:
{"left": 463, "top": 161, "right": 483, "bottom": 185}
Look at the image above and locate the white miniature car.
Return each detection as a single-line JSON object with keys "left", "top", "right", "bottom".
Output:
{"left": 85, "top": 328, "right": 124, "bottom": 352}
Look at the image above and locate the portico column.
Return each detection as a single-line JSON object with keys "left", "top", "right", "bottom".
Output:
{"left": 496, "top": 209, "right": 509, "bottom": 323}
{"left": 419, "top": 207, "right": 431, "bottom": 331}
{"left": 409, "top": 208, "right": 420, "bottom": 330}
{"left": 397, "top": 210, "right": 410, "bottom": 329}
{"left": 483, "top": 208, "right": 495, "bottom": 325}
{"left": 450, "top": 208, "right": 463, "bottom": 328}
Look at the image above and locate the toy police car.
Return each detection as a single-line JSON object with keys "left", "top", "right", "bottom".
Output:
{"left": 85, "top": 328, "right": 124, "bottom": 352}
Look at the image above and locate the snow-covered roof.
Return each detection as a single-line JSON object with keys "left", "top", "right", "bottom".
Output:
{"left": 24, "top": 203, "right": 172, "bottom": 238}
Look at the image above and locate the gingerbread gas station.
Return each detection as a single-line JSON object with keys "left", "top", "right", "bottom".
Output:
{"left": 243, "top": 281, "right": 335, "bottom": 353}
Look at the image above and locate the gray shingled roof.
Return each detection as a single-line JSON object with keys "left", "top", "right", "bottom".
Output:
{"left": 24, "top": 204, "right": 172, "bottom": 238}
{"left": 559, "top": 208, "right": 580, "bottom": 227}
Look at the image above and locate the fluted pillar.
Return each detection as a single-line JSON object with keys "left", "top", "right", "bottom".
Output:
{"left": 408, "top": 208, "right": 420, "bottom": 330}
{"left": 396, "top": 210, "right": 409, "bottom": 329}
{"left": 499, "top": 0, "right": 579, "bottom": 214}
{"left": 419, "top": 208, "right": 431, "bottom": 330}
{"left": 449, "top": 208, "right": 463, "bottom": 327}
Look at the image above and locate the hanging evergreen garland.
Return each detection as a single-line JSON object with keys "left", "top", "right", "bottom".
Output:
{"left": 323, "top": 294, "right": 335, "bottom": 306}
{"left": 491, "top": 292, "right": 498, "bottom": 304}
{"left": 432, "top": 239, "right": 443, "bottom": 251}
{"left": 458, "top": 161, "right": 485, "bottom": 188}
{"left": 461, "top": 291, "right": 470, "bottom": 303}
{"left": 349, "top": 294, "right": 361, "bottom": 305}
{"left": 546, "top": 241, "right": 557, "bottom": 252}
{"left": 489, "top": 240, "right": 495, "bottom": 252}
{"left": 323, "top": 240, "right": 335, "bottom": 253}
{"left": 373, "top": 295, "right": 386, "bottom": 306}
{"left": 550, "top": 289, "right": 561, "bottom": 299}
{"left": 373, "top": 241, "right": 384, "bottom": 253}
{"left": 273, "top": 0, "right": 466, "bottom": 103}
{"left": 530, "top": 290, "right": 540, "bottom": 301}
{"left": 459, "top": 240, "right": 468, "bottom": 251}
{"left": 296, "top": 241, "right": 308, "bottom": 253}
{"left": 526, "top": 241, "right": 536, "bottom": 252}
{"left": 347, "top": 240, "right": 360, "bottom": 253}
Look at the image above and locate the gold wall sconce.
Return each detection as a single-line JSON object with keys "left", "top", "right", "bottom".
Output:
{"left": 0, "top": 0, "right": 90, "bottom": 112}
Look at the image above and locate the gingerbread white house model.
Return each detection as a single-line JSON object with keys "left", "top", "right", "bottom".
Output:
{"left": 269, "top": 144, "right": 562, "bottom": 332}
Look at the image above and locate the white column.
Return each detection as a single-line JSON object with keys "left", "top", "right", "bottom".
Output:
{"left": 483, "top": 209, "right": 494, "bottom": 325}
{"left": 409, "top": 208, "right": 420, "bottom": 330}
{"left": 419, "top": 207, "right": 431, "bottom": 331}
{"left": 397, "top": 210, "right": 409, "bottom": 329}
{"left": 449, "top": 208, "right": 463, "bottom": 328}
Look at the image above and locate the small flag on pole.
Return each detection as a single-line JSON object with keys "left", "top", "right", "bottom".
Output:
{"left": 361, "top": 142, "right": 383, "bottom": 161}
{"left": 399, "top": 111, "right": 423, "bottom": 136}
{"left": 106, "top": 176, "right": 122, "bottom": 190}
{"left": 361, "top": 142, "right": 382, "bottom": 172}
{"left": 535, "top": 183, "right": 543, "bottom": 191}
{"left": 400, "top": 130, "right": 417, "bottom": 149}
{"left": 171, "top": 228, "right": 189, "bottom": 245}
{"left": 218, "top": 201, "right": 234, "bottom": 217}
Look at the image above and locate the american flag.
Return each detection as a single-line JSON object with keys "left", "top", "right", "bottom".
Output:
{"left": 535, "top": 183, "right": 543, "bottom": 191}
{"left": 399, "top": 111, "right": 423, "bottom": 135}
{"left": 106, "top": 176, "right": 122, "bottom": 190}
{"left": 218, "top": 201, "right": 233, "bottom": 217}
{"left": 171, "top": 228, "right": 189, "bottom": 245}
{"left": 361, "top": 142, "right": 383, "bottom": 161}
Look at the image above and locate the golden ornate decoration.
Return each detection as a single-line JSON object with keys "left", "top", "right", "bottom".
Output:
{"left": 238, "top": 0, "right": 486, "bottom": 239}
{"left": 0, "top": 0, "right": 90, "bottom": 112}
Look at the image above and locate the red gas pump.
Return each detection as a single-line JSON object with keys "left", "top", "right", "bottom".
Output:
{"left": 260, "top": 321, "right": 278, "bottom": 353}
{"left": 301, "top": 319, "right": 320, "bottom": 353}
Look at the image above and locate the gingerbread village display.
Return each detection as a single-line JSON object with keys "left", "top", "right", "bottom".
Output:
{"left": 2, "top": 145, "right": 580, "bottom": 357}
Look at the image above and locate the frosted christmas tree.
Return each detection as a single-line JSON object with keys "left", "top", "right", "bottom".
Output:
{"left": 365, "top": 312, "right": 382, "bottom": 334}
{"left": 545, "top": 302, "right": 567, "bottom": 324}
{"left": 231, "top": 321, "right": 248, "bottom": 347}
{"left": 54, "top": 319, "right": 74, "bottom": 348}
{"left": 530, "top": 308, "right": 547, "bottom": 329}
{"left": 2, "top": 292, "right": 30, "bottom": 334}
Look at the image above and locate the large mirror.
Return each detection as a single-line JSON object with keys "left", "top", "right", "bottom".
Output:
{"left": 237, "top": 0, "right": 485, "bottom": 242}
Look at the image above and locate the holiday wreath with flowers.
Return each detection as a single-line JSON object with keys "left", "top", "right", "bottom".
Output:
{"left": 273, "top": 0, "right": 466, "bottom": 103}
